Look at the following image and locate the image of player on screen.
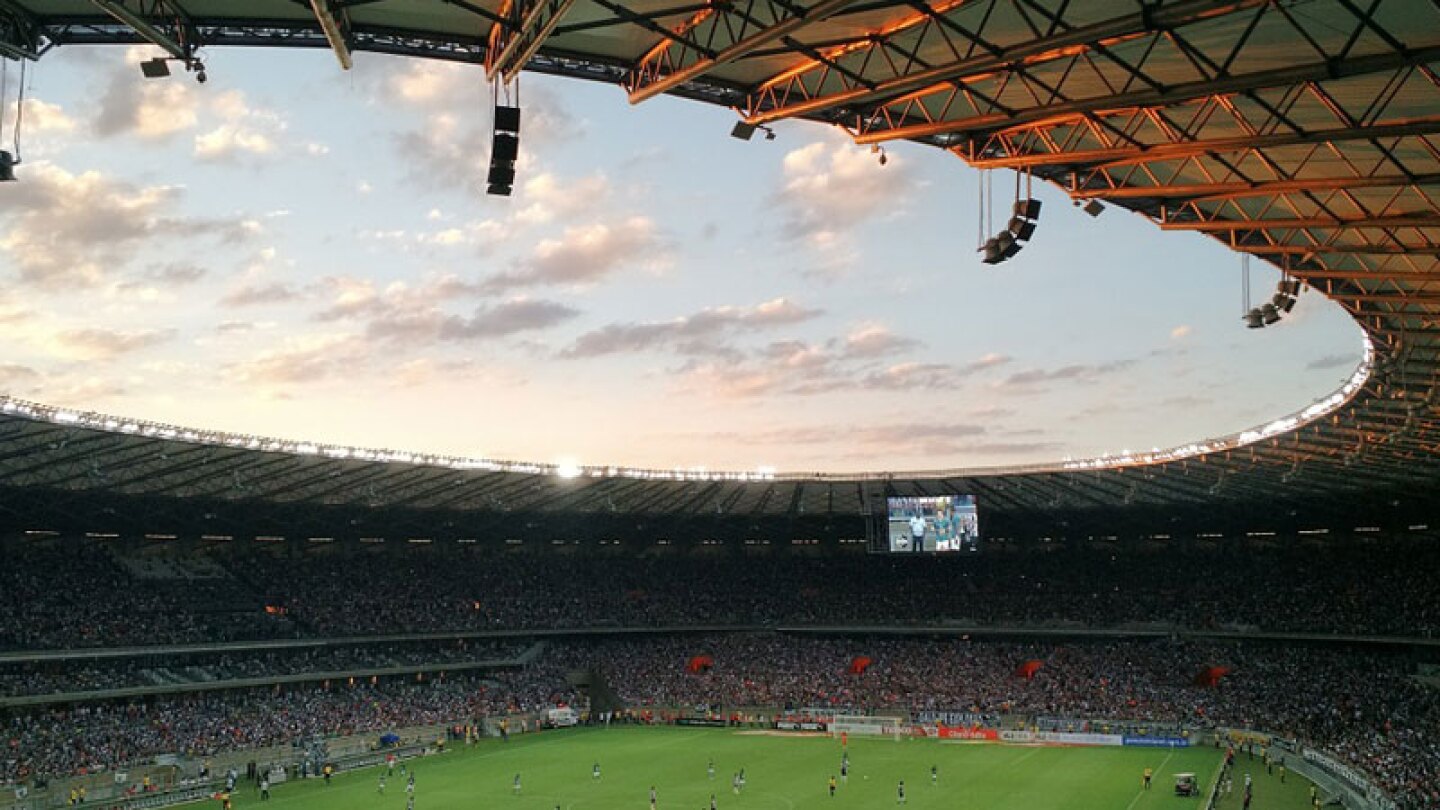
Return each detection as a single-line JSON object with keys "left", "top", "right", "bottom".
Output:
{"left": 908, "top": 510, "right": 927, "bottom": 552}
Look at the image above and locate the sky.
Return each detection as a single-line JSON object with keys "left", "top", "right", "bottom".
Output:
{"left": 0, "top": 45, "right": 1367, "bottom": 474}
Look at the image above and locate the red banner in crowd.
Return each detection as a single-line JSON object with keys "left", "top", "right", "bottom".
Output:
{"left": 848, "top": 656, "right": 873, "bottom": 674}
{"left": 687, "top": 655, "right": 714, "bottom": 673}
{"left": 1016, "top": 659, "right": 1044, "bottom": 680}
{"left": 1194, "top": 666, "right": 1230, "bottom": 687}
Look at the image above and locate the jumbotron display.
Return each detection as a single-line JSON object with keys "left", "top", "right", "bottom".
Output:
{"left": 886, "top": 495, "right": 980, "bottom": 553}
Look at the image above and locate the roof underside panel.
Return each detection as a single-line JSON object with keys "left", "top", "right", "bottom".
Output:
{"left": 0, "top": 0, "right": 1438, "bottom": 514}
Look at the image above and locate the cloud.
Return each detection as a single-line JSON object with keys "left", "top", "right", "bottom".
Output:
{"left": 310, "top": 276, "right": 577, "bottom": 346}
{"left": 485, "top": 217, "right": 663, "bottom": 291}
{"left": 221, "top": 282, "right": 303, "bottom": 308}
{"left": 53, "top": 327, "right": 176, "bottom": 361}
{"left": 841, "top": 323, "right": 920, "bottom": 358}
{"left": 0, "top": 163, "right": 256, "bottom": 289}
{"left": 513, "top": 172, "right": 611, "bottom": 226}
{"left": 679, "top": 344, "right": 1010, "bottom": 399}
{"left": 371, "top": 59, "right": 579, "bottom": 192}
{"left": 1000, "top": 359, "right": 1135, "bottom": 389}
{"left": 1160, "top": 395, "right": 1214, "bottom": 409}
{"left": 0, "top": 363, "right": 40, "bottom": 384}
{"left": 91, "top": 48, "right": 199, "bottom": 140}
{"left": 562, "top": 298, "right": 822, "bottom": 358}
{"left": 193, "top": 91, "right": 290, "bottom": 163}
{"left": 773, "top": 139, "right": 914, "bottom": 249}
{"left": 21, "top": 98, "right": 78, "bottom": 134}
{"left": 149, "top": 263, "right": 208, "bottom": 285}
{"left": 365, "top": 298, "right": 580, "bottom": 344}
{"left": 223, "top": 334, "right": 364, "bottom": 386}
{"left": 440, "top": 299, "right": 579, "bottom": 340}
{"left": 1306, "top": 353, "right": 1356, "bottom": 371}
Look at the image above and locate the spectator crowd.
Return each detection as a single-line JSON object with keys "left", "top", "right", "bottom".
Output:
{"left": 0, "top": 539, "right": 1434, "bottom": 810}
{"left": 4, "top": 541, "right": 1435, "bottom": 650}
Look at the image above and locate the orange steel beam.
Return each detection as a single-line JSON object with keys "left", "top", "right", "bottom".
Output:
{"left": 964, "top": 117, "right": 1440, "bottom": 171}
{"left": 1232, "top": 245, "right": 1440, "bottom": 257}
{"left": 486, "top": 0, "right": 578, "bottom": 82}
{"left": 744, "top": 0, "right": 1266, "bottom": 125}
{"left": 849, "top": 45, "right": 1440, "bottom": 146}
{"left": 627, "top": 0, "right": 859, "bottom": 104}
{"left": 1074, "top": 173, "right": 1440, "bottom": 202}
{"left": 1161, "top": 216, "right": 1440, "bottom": 231}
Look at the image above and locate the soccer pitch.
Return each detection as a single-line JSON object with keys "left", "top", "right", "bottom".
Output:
{"left": 226, "top": 727, "right": 1311, "bottom": 810}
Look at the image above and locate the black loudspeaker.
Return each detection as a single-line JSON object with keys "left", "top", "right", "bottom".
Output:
{"left": 980, "top": 238, "right": 1002, "bottom": 265}
{"left": 1008, "top": 216, "right": 1037, "bottom": 241}
{"left": 0, "top": 151, "right": 15, "bottom": 183}
{"left": 492, "top": 132, "right": 519, "bottom": 163}
{"left": 494, "top": 105, "right": 521, "bottom": 133}
{"left": 487, "top": 163, "right": 515, "bottom": 187}
{"left": 1013, "top": 198, "right": 1042, "bottom": 219}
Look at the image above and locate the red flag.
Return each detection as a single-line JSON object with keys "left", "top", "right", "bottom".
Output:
{"left": 1193, "top": 666, "right": 1231, "bottom": 687}
{"left": 1015, "top": 660, "right": 1043, "bottom": 680}
{"left": 686, "top": 655, "right": 714, "bottom": 673}
{"left": 848, "top": 656, "right": 873, "bottom": 675}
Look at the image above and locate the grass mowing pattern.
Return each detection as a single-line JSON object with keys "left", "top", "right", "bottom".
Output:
{"left": 222, "top": 727, "right": 1310, "bottom": 810}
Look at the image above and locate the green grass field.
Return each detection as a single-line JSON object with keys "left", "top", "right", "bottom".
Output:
{"left": 222, "top": 727, "right": 1315, "bottom": 810}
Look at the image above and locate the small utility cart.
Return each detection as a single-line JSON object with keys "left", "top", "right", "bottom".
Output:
{"left": 1174, "top": 773, "right": 1199, "bottom": 797}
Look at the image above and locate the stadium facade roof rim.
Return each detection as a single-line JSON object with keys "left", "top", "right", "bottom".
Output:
{"left": 0, "top": 341, "right": 1372, "bottom": 481}
{"left": 2, "top": 0, "right": 1439, "bottom": 497}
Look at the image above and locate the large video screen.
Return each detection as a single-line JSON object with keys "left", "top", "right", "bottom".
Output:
{"left": 886, "top": 495, "right": 980, "bottom": 553}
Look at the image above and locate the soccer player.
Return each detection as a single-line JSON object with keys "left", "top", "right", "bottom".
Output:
{"left": 593, "top": 762, "right": 601, "bottom": 781}
{"left": 828, "top": 776, "right": 836, "bottom": 797}
{"left": 513, "top": 774, "right": 522, "bottom": 795}
{"left": 259, "top": 777, "right": 269, "bottom": 801}
{"left": 930, "top": 765, "right": 937, "bottom": 786}
{"left": 378, "top": 774, "right": 386, "bottom": 795}
{"left": 1143, "top": 767, "right": 1152, "bottom": 789}
{"left": 731, "top": 773, "right": 742, "bottom": 795}
{"left": 840, "top": 761, "right": 848, "bottom": 785}
{"left": 708, "top": 759, "right": 716, "bottom": 781}
{"left": 407, "top": 773, "right": 416, "bottom": 795}
{"left": 649, "top": 786, "right": 658, "bottom": 810}
{"left": 897, "top": 779, "right": 906, "bottom": 804}
{"left": 406, "top": 797, "right": 415, "bottom": 810}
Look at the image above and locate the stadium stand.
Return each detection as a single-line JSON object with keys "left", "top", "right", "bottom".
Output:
{"left": 3, "top": 542, "right": 1437, "bottom": 649}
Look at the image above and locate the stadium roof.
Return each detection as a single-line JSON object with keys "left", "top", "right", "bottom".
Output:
{"left": 1, "top": 0, "right": 1439, "bottom": 534}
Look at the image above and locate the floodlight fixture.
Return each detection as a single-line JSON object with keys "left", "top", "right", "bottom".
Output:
{"left": 0, "top": 151, "right": 15, "bottom": 183}
{"left": 1008, "top": 216, "right": 1037, "bottom": 241}
{"left": 140, "top": 57, "right": 171, "bottom": 78}
{"left": 1083, "top": 199, "right": 1105, "bottom": 217}
{"left": 731, "top": 121, "right": 757, "bottom": 141}
{"left": 1261, "top": 303, "right": 1281, "bottom": 325}
{"left": 1244, "top": 308, "right": 1265, "bottom": 329}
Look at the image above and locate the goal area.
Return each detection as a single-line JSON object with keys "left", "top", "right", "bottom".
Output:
{"left": 830, "top": 715, "right": 907, "bottom": 741}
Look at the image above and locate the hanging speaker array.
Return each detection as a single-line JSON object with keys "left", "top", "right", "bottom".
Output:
{"left": 487, "top": 104, "right": 521, "bottom": 196}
